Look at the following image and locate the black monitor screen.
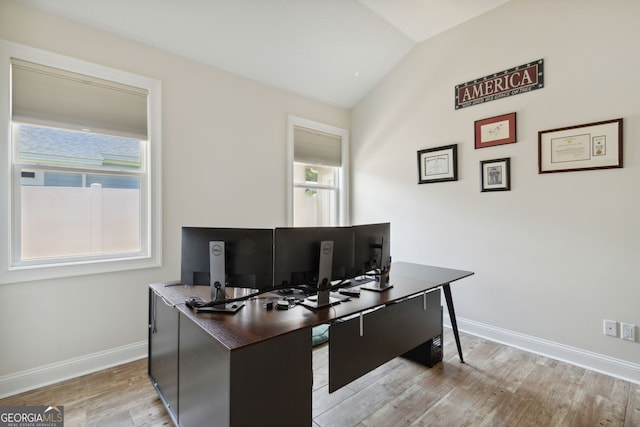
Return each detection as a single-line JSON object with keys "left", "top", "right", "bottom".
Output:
{"left": 274, "top": 226, "right": 354, "bottom": 287}
{"left": 180, "top": 227, "right": 274, "bottom": 290}
{"left": 353, "top": 222, "right": 391, "bottom": 276}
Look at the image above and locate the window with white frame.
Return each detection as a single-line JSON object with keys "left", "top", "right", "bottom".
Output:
{"left": 0, "top": 41, "right": 161, "bottom": 283}
{"left": 289, "top": 118, "right": 348, "bottom": 227}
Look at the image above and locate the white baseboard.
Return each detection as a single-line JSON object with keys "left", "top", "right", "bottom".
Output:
{"left": 0, "top": 340, "right": 147, "bottom": 399}
{"left": 445, "top": 315, "right": 640, "bottom": 385}
{"left": 3, "top": 318, "right": 639, "bottom": 400}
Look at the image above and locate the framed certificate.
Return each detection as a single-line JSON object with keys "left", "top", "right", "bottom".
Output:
{"left": 538, "top": 118, "right": 622, "bottom": 173}
{"left": 417, "top": 144, "right": 458, "bottom": 184}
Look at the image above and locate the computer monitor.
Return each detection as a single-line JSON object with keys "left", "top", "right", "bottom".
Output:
{"left": 352, "top": 222, "right": 392, "bottom": 291}
{"left": 353, "top": 222, "right": 391, "bottom": 276}
{"left": 274, "top": 226, "right": 353, "bottom": 307}
{"left": 180, "top": 227, "right": 274, "bottom": 291}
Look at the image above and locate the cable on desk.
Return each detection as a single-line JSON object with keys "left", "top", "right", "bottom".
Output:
{"left": 185, "top": 279, "right": 354, "bottom": 309}
{"left": 150, "top": 289, "right": 178, "bottom": 333}
{"left": 159, "top": 294, "right": 177, "bottom": 308}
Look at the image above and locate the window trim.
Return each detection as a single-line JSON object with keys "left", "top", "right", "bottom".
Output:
{"left": 0, "top": 39, "right": 162, "bottom": 284}
{"left": 287, "top": 116, "right": 349, "bottom": 227}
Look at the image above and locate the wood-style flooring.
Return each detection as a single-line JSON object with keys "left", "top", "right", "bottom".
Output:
{"left": 1, "top": 329, "right": 638, "bottom": 426}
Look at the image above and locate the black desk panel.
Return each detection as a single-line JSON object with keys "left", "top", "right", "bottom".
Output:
{"left": 329, "top": 288, "right": 441, "bottom": 392}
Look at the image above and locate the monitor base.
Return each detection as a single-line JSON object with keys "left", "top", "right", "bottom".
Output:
{"left": 196, "top": 302, "right": 245, "bottom": 313}
{"left": 360, "top": 282, "right": 393, "bottom": 292}
{"left": 301, "top": 295, "right": 343, "bottom": 309}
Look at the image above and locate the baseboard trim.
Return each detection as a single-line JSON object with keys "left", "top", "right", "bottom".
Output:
{"left": 3, "top": 319, "right": 638, "bottom": 400}
{"left": 0, "top": 340, "right": 147, "bottom": 399}
{"left": 445, "top": 315, "right": 640, "bottom": 385}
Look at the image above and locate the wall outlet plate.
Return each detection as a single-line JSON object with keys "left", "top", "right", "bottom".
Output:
{"left": 621, "top": 323, "right": 636, "bottom": 341}
{"left": 604, "top": 319, "right": 617, "bottom": 337}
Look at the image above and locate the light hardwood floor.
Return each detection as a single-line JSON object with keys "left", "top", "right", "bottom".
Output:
{"left": 1, "top": 330, "right": 639, "bottom": 426}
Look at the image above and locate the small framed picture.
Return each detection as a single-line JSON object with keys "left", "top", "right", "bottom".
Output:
{"left": 480, "top": 158, "right": 510, "bottom": 192}
{"left": 538, "top": 118, "right": 622, "bottom": 173}
{"left": 474, "top": 112, "right": 517, "bottom": 149}
{"left": 417, "top": 144, "right": 458, "bottom": 184}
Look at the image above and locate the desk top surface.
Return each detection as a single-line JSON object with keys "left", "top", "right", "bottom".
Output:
{"left": 150, "top": 262, "right": 473, "bottom": 351}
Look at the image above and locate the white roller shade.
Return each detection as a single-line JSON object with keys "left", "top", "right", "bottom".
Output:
{"left": 11, "top": 59, "right": 148, "bottom": 139}
{"left": 294, "top": 126, "right": 341, "bottom": 167}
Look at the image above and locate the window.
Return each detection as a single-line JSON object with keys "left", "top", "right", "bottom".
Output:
{"left": 0, "top": 40, "right": 161, "bottom": 283}
{"left": 293, "top": 163, "right": 339, "bottom": 226}
{"left": 288, "top": 116, "right": 349, "bottom": 227}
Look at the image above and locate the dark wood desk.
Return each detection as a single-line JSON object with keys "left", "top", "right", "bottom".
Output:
{"left": 148, "top": 262, "right": 473, "bottom": 426}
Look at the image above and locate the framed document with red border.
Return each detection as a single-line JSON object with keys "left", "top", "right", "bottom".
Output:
{"left": 474, "top": 112, "right": 517, "bottom": 149}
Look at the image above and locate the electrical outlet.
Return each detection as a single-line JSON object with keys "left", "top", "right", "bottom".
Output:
{"left": 603, "top": 319, "right": 617, "bottom": 337}
{"left": 621, "top": 323, "right": 636, "bottom": 342}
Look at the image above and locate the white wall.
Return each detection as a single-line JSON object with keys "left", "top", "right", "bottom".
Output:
{"left": 0, "top": 0, "right": 349, "bottom": 396}
{"left": 352, "top": 0, "right": 640, "bottom": 381}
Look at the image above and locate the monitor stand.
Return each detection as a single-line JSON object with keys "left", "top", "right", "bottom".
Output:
{"left": 360, "top": 269, "right": 393, "bottom": 292}
{"left": 301, "top": 240, "right": 341, "bottom": 309}
{"left": 201, "top": 241, "right": 244, "bottom": 313}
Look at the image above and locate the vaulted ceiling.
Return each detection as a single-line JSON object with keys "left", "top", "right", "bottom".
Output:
{"left": 17, "top": 0, "right": 512, "bottom": 108}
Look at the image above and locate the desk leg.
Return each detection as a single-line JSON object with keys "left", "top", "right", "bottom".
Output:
{"left": 442, "top": 283, "right": 464, "bottom": 363}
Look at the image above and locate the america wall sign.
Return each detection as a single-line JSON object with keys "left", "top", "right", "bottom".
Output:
{"left": 455, "top": 59, "right": 544, "bottom": 109}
